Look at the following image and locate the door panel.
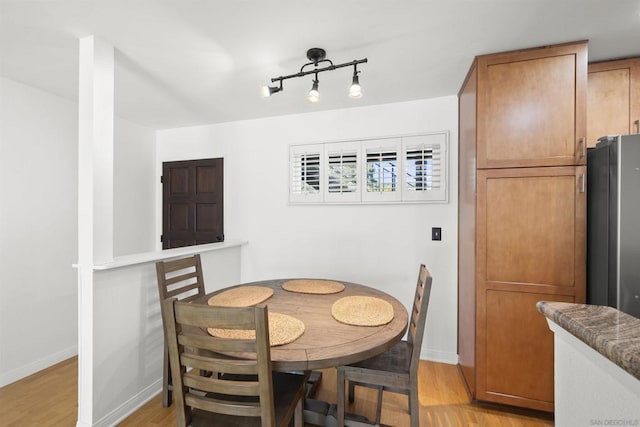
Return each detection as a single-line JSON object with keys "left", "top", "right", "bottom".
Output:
{"left": 196, "top": 165, "right": 217, "bottom": 192}
{"left": 485, "top": 290, "right": 574, "bottom": 404}
{"left": 162, "top": 158, "right": 224, "bottom": 249}
{"left": 170, "top": 167, "right": 190, "bottom": 193}
{"left": 485, "top": 55, "right": 575, "bottom": 161}
{"left": 485, "top": 175, "right": 576, "bottom": 286}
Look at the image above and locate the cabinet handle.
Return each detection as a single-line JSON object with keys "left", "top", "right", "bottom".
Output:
{"left": 635, "top": 120, "right": 639, "bottom": 134}
{"left": 578, "top": 137, "right": 586, "bottom": 159}
{"left": 579, "top": 173, "right": 586, "bottom": 193}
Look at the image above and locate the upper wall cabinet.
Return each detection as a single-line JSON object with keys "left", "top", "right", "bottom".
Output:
{"left": 587, "top": 57, "right": 640, "bottom": 147}
{"left": 475, "top": 41, "right": 588, "bottom": 168}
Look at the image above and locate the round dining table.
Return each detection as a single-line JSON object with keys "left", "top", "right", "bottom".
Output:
{"left": 195, "top": 278, "right": 409, "bottom": 372}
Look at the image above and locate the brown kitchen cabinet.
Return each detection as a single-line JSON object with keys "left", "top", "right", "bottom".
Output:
{"left": 587, "top": 57, "right": 640, "bottom": 147}
{"left": 458, "top": 41, "right": 587, "bottom": 413}
{"left": 476, "top": 41, "right": 588, "bottom": 168}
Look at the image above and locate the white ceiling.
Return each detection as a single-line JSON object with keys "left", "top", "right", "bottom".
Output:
{"left": 1, "top": 0, "right": 639, "bottom": 130}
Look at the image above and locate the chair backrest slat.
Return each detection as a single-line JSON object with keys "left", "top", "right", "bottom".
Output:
{"left": 164, "top": 271, "right": 199, "bottom": 286}
{"left": 163, "top": 299, "right": 276, "bottom": 426}
{"left": 186, "top": 393, "right": 262, "bottom": 417}
{"left": 183, "top": 372, "right": 261, "bottom": 395}
{"left": 179, "top": 332, "right": 258, "bottom": 353}
{"left": 166, "top": 282, "right": 201, "bottom": 298}
{"left": 163, "top": 256, "right": 202, "bottom": 272}
{"left": 180, "top": 353, "right": 259, "bottom": 376}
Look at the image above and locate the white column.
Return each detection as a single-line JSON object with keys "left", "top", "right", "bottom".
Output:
{"left": 77, "top": 35, "right": 114, "bottom": 427}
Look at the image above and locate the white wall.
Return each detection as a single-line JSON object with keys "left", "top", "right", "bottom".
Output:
{"left": 114, "top": 118, "right": 156, "bottom": 256}
{"left": 0, "top": 77, "right": 79, "bottom": 386}
{"left": 157, "top": 96, "right": 459, "bottom": 363}
{"left": 0, "top": 76, "right": 157, "bottom": 387}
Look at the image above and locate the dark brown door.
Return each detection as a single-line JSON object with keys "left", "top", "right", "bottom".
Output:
{"left": 162, "top": 158, "right": 223, "bottom": 249}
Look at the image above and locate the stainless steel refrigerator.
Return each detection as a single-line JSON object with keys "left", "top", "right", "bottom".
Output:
{"left": 587, "top": 134, "right": 640, "bottom": 318}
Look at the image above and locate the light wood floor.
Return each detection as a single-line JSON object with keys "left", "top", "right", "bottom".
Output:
{"left": 0, "top": 357, "right": 554, "bottom": 426}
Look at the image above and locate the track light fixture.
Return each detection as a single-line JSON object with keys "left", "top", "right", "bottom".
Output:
{"left": 262, "top": 48, "right": 367, "bottom": 102}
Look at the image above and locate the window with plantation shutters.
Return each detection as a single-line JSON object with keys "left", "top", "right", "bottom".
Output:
{"left": 289, "top": 131, "right": 448, "bottom": 204}
{"left": 402, "top": 133, "right": 447, "bottom": 202}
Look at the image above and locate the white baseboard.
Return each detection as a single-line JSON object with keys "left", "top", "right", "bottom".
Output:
{"left": 94, "top": 379, "right": 162, "bottom": 427}
{"left": 421, "top": 349, "right": 459, "bottom": 365}
{"left": 0, "top": 345, "right": 78, "bottom": 388}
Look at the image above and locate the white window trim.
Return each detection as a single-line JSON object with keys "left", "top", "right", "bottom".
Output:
{"left": 289, "top": 131, "right": 449, "bottom": 205}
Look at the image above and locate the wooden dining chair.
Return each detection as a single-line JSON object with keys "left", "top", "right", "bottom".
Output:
{"left": 336, "top": 264, "right": 433, "bottom": 427}
{"left": 155, "top": 254, "right": 206, "bottom": 407}
{"left": 162, "top": 298, "right": 309, "bottom": 427}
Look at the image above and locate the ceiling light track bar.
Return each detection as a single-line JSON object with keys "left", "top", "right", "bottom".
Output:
{"left": 270, "top": 58, "right": 368, "bottom": 84}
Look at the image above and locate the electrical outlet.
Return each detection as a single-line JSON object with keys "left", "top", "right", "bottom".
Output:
{"left": 432, "top": 227, "right": 442, "bottom": 241}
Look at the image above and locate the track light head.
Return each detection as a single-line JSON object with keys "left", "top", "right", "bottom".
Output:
{"left": 261, "top": 80, "right": 283, "bottom": 98}
{"left": 307, "top": 79, "right": 320, "bottom": 103}
{"left": 349, "top": 70, "right": 362, "bottom": 99}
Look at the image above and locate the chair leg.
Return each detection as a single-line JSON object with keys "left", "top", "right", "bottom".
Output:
{"left": 409, "top": 386, "right": 419, "bottom": 427}
{"left": 162, "top": 341, "right": 172, "bottom": 407}
{"left": 337, "top": 368, "right": 346, "bottom": 427}
{"left": 294, "top": 397, "right": 303, "bottom": 427}
{"left": 375, "top": 386, "right": 383, "bottom": 425}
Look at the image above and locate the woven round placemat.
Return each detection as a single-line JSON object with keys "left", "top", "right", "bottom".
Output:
{"left": 207, "top": 286, "right": 274, "bottom": 307}
{"left": 282, "top": 279, "right": 345, "bottom": 294}
{"left": 331, "top": 296, "right": 394, "bottom": 326}
{"left": 207, "top": 312, "right": 305, "bottom": 346}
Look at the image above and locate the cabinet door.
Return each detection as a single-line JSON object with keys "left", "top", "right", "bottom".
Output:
{"left": 476, "top": 166, "right": 586, "bottom": 411}
{"left": 477, "top": 42, "right": 587, "bottom": 168}
{"left": 587, "top": 58, "right": 640, "bottom": 147}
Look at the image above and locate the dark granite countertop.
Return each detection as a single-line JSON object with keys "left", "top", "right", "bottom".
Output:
{"left": 537, "top": 301, "right": 640, "bottom": 381}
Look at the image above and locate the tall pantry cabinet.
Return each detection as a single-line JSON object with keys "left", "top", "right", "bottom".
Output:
{"left": 458, "top": 41, "right": 587, "bottom": 412}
